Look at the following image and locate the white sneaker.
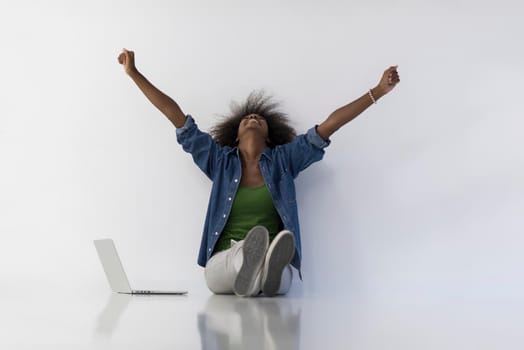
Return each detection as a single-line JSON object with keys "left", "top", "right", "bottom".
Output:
{"left": 262, "top": 230, "right": 295, "bottom": 297}
{"left": 233, "top": 226, "right": 269, "bottom": 297}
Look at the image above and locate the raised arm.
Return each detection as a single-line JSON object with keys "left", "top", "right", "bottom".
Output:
{"left": 316, "top": 66, "right": 400, "bottom": 140}
{"left": 118, "top": 48, "right": 187, "bottom": 128}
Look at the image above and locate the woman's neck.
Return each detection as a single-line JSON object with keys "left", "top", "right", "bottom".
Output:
{"left": 238, "top": 135, "right": 266, "bottom": 161}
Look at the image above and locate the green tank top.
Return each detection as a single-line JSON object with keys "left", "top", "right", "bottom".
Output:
{"left": 214, "top": 184, "right": 282, "bottom": 252}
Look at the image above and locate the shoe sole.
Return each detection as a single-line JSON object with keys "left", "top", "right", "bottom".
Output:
{"left": 233, "top": 227, "right": 269, "bottom": 297}
{"left": 262, "top": 232, "right": 295, "bottom": 297}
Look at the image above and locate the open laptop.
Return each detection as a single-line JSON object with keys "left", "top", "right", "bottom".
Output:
{"left": 94, "top": 239, "right": 188, "bottom": 295}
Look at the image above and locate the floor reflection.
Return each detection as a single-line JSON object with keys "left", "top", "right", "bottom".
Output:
{"left": 94, "top": 293, "right": 131, "bottom": 338}
{"left": 198, "top": 295, "right": 302, "bottom": 350}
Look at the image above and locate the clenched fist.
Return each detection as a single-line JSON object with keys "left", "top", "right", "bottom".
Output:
{"left": 376, "top": 65, "right": 400, "bottom": 95}
{"left": 118, "top": 48, "right": 137, "bottom": 75}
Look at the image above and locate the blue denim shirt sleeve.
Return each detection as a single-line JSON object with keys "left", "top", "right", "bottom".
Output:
{"left": 276, "top": 125, "right": 331, "bottom": 178}
{"left": 176, "top": 115, "right": 223, "bottom": 180}
{"left": 307, "top": 125, "right": 331, "bottom": 149}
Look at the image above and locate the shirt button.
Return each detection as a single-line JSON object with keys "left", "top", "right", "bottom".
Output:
{"left": 228, "top": 197, "right": 232, "bottom": 201}
{"left": 223, "top": 214, "right": 226, "bottom": 218}
{"left": 234, "top": 179, "right": 238, "bottom": 183}
{"left": 208, "top": 248, "right": 212, "bottom": 252}
{"left": 214, "top": 232, "right": 218, "bottom": 236}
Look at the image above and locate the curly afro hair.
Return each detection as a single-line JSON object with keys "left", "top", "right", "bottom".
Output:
{"left": 210, "top": 90, "right": 296, "bottom": 148}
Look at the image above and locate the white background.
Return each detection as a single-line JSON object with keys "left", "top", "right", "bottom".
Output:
{"left": 1, "top": 0, "right": 523, "bottom": 302}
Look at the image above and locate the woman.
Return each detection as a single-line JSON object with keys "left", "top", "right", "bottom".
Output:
{"left": 118, "top": 48, "right": 400, "bottom": 297}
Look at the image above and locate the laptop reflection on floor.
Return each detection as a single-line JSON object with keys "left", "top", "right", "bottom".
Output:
{"left": 94, "top": 239, "right": 188, "bottom": 295}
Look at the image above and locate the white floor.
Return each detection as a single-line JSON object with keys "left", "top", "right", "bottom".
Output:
{"left": 2, "top": 283, "right": 524, "bottom": 350}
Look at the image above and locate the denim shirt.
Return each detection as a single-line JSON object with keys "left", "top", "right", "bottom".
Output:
{"left": 176, "top": 115, "right": 330, "bottom": 274}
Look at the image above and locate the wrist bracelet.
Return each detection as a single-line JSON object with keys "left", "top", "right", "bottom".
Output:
{"left": 368, "top": 89, "right": 377, "bottom": 104}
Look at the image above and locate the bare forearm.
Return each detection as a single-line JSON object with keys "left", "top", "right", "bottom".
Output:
{"left": 128, "top": 69, "right": 186, "bottom": 128}
{"left": 316, "top": 66, "right": 400, "bottom": 140}
{"left": 317, "top": 86, "right": 385, "bottom": 140}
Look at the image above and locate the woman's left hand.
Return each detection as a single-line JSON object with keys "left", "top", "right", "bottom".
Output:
{"left": 376, "top": 65, "right": 400, "bottom": 95}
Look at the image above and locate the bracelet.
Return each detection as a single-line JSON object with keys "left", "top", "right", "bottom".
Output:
{"left": 368, "top": 89, "right": 377, "bottom": 104}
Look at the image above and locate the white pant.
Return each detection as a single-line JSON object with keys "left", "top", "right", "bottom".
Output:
{"left": 205, "top": 239, "right": 293, "bottom": 296}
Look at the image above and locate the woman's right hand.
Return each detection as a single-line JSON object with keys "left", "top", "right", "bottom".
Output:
{"left": 118, "top": 48, "right": 137, "bottom": 75}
